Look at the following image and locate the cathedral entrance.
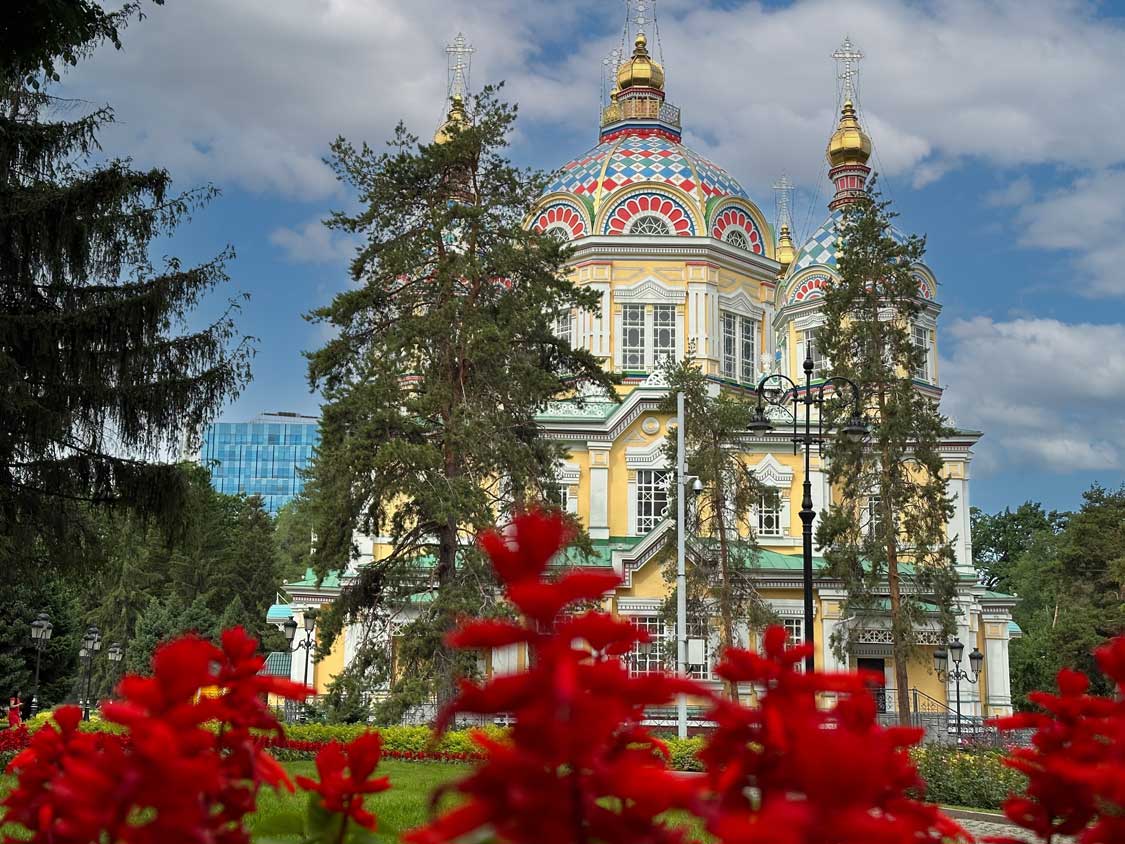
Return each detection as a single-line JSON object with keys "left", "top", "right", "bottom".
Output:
{"left": 857, "top": 658, "right": 888, "bottom": 713}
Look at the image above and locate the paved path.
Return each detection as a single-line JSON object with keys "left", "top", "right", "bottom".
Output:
{"left": 956, "top": 817, "right": 1036, "bottom": 840}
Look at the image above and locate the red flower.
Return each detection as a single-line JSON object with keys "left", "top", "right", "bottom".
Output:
{"left": 991, "top": 634, "right": 1125, "bottom": 843}
{"left": 296, "top": 732, "right": 391, "bottom": 831}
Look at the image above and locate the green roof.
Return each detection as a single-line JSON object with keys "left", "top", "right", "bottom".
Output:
{"left": 1009, "top": 620, "right": 1023, "bottom": 636}
{"left": 261, "top": 651, "right": 292, "bottom": 678}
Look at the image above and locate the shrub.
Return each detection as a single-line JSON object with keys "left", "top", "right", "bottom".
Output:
{"left": 910, "top": 745, "right": 1026, "bottom": 810}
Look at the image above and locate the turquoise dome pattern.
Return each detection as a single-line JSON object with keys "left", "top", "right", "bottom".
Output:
{"left": 542, "top": 130, "right": 749, "bottom": 220}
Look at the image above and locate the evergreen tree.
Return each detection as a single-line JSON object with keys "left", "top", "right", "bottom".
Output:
{"left": 304, "top": 87, "right": 615, "bottom": 710}
{"left": 1, "top": 0, "right": 251, "bottom": 580}
{"left": 274, "top": 495, "right": 316, "bottom": 581}
{"left": 815, "top": 183, "right": 958, "bottom": 725}
{"left": 657, "top": 361, "right": 775, "bottom": 702}
{"left": 971, "top": 502, "right": 1063, "bottom": 593}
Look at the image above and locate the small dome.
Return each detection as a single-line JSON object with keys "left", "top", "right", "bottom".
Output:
{"left": 775, "top": 224, "right": 796, "bottom": 273}
{"left": 434, "top": 95, "right": 468, "bottom": 145}
{"left": 615, "top": 33, "right": 665, "bottom": 92}
{"left": 826, "top": 100, "right": 872, "bottom": 168}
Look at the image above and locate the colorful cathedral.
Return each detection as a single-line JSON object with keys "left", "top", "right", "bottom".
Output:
{"left": 275, "top": 22, "right": 1019, "bottom": 722}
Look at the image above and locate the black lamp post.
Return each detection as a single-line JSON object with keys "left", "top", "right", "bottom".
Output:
{"left": 106, "top": 643, "right": 125, "bottom": 695}
{"left": 933, "top": 637, "right": 983, "bottom": 741}
{"left": 284, "top": 611, "right": 317, "bottom": 691}
{"left": 749, "top": 350, "right": 867, "bottom": 673}
{"left": 29, "top": 612, "right": 53, "bottom": 716}
{"left": 78, "top": 625, "right": 102, "bottom": 721}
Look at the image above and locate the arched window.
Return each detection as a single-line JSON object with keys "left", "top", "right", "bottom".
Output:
{"left": 628, "top": 215, "right": 672, "bottom": 236}
{"left": 724, "top": 229, "right": 750, "bottom": 250}
{"left": 543, "top": 224, "right": 570, "bottom": 242}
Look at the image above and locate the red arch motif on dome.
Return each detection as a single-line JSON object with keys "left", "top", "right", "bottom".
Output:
{"left": 788, "top": 272, "right": 832, "bottom": 304}
{"left": 913, "top": 272, "right": 935, "bottom": 300}
{"left": 603, "top": 192, "right": 695, "bottom": 236}
{"left": 710, "top": 205, "right": 764, "bottom": 255}
{"left": 533, "top": 201, "right": 588, "bottom": 240}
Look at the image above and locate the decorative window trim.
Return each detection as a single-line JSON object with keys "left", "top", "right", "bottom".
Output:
{"left": 555, "top": 461, "right": 581, "bottom": 485}
{"left": 717, "top": 290, "right": 764, "bottom": 320}
{"left": 625, "top": 439, "right": 668, "bottom": 470}
{"left": 613, "top": 276, "right": 687, "bottom": 304}
{"left": 753, "top": 454, "right": 794, "bottom": 487}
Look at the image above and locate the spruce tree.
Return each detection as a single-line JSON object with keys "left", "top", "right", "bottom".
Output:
{"left": 658, "top": 361, "right": 775, "bottom": 702}
{"left": 815, "top": 182, "right": 957, "bottom": 725}
{"left": 304, "top": 87, "right": 615, "bottom": 712}
{"left": 1, "top": 1, "right": 251, "bottom": 578}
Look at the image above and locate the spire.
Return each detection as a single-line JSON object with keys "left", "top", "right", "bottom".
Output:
{"left": 435, "top": 33, "right": 474, "bottom": 144}
{"left": 773, "top": 175, "right": 796, "bottom": 273}
{"left": 599, "top": 0, "right": 680, "bottom": 142}
{"left": 826, "top": 37, "right": 873, "bottom": 210}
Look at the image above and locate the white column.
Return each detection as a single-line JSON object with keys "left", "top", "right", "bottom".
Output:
{"left": 588, "top": 442, "right": 611, "bottom": 540}
{"left": 946, "top": 472, "right": 973, "bottom": 573}
{"left": 589, "top": 283, "right": 610, "bottom": 358}
{"left": 984, "top": 622, "right": 1013, "bottom": 716}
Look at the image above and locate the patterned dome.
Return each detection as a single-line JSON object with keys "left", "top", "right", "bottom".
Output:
{"left": 791, "top": 211, "right": 845, "bottom": 274}
{"left": 540, "top": 130, "right": 752, "bottom": 236}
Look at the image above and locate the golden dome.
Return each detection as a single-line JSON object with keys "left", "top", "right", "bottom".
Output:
{"left": 776, "top": 223, "right": 796, "bottom": 273}
{"left": 826, "top": 100, "right": 872, "bottom": 168}
{"left": 434, "top": 94, "right": 468, "bottom": 145}
{"left": 615, "top": 32, "right": 664, "bottom": 91}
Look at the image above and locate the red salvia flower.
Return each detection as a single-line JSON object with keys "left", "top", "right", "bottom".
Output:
{"left": 991, "top": 634, "right": 1125, "bottom": 843}
{"left": 698, "top": 625, "right": 970, "bottom": 844}
{"left": 295, "top": 732, "right": 391, "bottom": 831}
{"left": 406, "top": 508, "right": 711, "bottom": 844}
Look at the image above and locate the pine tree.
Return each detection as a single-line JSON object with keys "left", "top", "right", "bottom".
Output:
{"left": 304, "top": 87, "right": 615, "bottom": 710}
{"left": 658, "top": 361, "right": 775, "bottom": 702}
{"left": 1, "top": 1, "right": 251, "bottom": 579}
{"left": 815, "top": 182, "right": 958, "bottom": 725}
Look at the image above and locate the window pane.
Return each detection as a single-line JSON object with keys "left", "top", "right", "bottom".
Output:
{"left": 757, "top": 491, "right": 783, "bottom": 536}
{"left": 636, "top": 469, "right": 669, "bottom": 534}
{"left": 622, "top": 305, "right": 646, "bottom": 371}
{"left": 913, "top": 325, "right": 930, "bottom": 381}
{"left": 653, "top": 305, "right": 676, "bottom": 367}
{"left": 802, "top": 329, "right": 826, "bottom": 379}
{"left": 721, "top": 312, "right": 737, "bottom": 378}
{"left": 628, "top": 616, "right": 666, "bottom": 676}
{"left": 740, "top": 317, "right": 756, "bottom": 384}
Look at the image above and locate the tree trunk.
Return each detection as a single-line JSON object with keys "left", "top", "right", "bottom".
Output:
{"left": 887, "top": 531, "right": 912, "bottom": 726}
{"left": 713, "top": 480, "right": 739, "bottom": 704}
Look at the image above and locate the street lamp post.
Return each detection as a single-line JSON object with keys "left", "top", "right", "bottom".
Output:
{"left": 284, "top": 611, "right": 317, "bottom": 718}
{"left": 933, "top": 637, "right": 983, "bottom": 741}
{"left": 106, "top": 643, "right": 125, "bottom": 695}
{"left": 29, "top": 612, "right": 53, "bottom": 716}
{"left": 78, "top": 625, "right": 102, "bottom": 721}
{"left": 673, "top": 391, "right": 705, "bottom": 739}
{"left": 748, "top": 350, "right": 867, "bottom": 673}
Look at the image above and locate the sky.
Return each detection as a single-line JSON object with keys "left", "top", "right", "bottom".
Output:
{"left": 55, "top": 0, "right": 1125, "bottom": 515}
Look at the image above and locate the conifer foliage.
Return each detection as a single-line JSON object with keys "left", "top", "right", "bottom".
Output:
{"left": 304, "top": 88, "right": 615, "bottom": 712}
{"left": 0, "top": 1, "right": 251, "bottom": 575}
{"left": 815, "top": 182, "right": 958, "bottom": 725}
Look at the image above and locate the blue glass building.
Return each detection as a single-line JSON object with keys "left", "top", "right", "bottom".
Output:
{"left": 198, "top": 412, "right": 320, "bottom": 514}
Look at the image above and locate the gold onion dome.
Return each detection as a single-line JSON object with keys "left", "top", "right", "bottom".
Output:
{"left": 434, "top": 94, "right": 468, "bottom": 145}
{"left": 775, "top": 223, "right": 796, "bottom": 272}
{"left": 615, "top": 32, "right": 665, "bottom": 91}
{"left": 826, "top": 99, "right": 872, "bottom": 168}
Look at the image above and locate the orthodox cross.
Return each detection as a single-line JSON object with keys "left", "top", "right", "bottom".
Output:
{"left": 445, "top": 32, "right": 474, "bottom": 101}
{"left": 832, "top": 36, "right": 864, "bottom": 102}
{"left": 773, "top": 174, "right": 795, "bottom": 231}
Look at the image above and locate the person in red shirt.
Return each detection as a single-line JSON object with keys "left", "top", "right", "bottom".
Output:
{"left": 8, "top": 692, "right": 22, "bottom": 728}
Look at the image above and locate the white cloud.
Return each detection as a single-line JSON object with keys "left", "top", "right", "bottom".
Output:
{"left": 985, "top": 176, "right": 1033, "bottom": 208}
{"left": 941, "top": 317, "right": 1125, "bottom": 472}
{"left": 270, "top": 218, "right": 357, "bottom": 265}
{"left": 54, "top": 0, "right": 1125, "bottom": 211}
{"left": 1012, "top": 168, "right": 1125, "bottom": 296}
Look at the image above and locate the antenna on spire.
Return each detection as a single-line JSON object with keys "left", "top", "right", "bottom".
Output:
{"left": 445, "top": 32, "right": 475, "bottom": 102}
{"left": 773, "top": 175, "right": 795, "bottom": 231}
{"left": 831, "top": 36, "right": 863, "bottom": 104}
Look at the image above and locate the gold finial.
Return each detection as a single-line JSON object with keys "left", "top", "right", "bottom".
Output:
{"left": 433, "top": 94, "right": 467, "bottom": 145}
{"left": 776, "top": 223, "right": 796, "bottom": 273}
{"left": 826, "top": 99, "right": 872, "bottom": 168}
{"left": 615, "top": 28, "right": 665, "bottom": 91}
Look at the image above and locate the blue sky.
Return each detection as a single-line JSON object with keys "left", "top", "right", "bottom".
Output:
{"left": 59, "top": 0, "right": 1125, "bottom": 515}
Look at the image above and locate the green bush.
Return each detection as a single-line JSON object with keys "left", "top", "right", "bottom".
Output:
{"left": 664, "top": 736, "right": 704, "bottom": 772}
{"left": 910, "top": 745, "right": 1026, "bottom": 810}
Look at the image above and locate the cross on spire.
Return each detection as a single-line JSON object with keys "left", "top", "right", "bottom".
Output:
{"left": 832, "top": 36, "right": 864, "bottom": 103}
{"left": 773, "top": 175, "right": 794, "bottom": 230}
{"left": 633, "top": 0, "right": 648, "bottom": 32}
{"left": 445, "top": 32, "right": 475, "bottom": 101}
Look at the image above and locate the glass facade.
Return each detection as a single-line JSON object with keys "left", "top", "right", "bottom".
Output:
{"left": 198, "top": 412, "right": 320, "bottom": 514}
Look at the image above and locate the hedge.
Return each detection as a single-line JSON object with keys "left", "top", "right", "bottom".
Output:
{"left": 1, "top": 718, "right": 1024, "bottom": 811}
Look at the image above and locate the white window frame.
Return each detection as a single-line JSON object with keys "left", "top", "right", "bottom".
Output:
{"left": 652, "top": 304, "right": 677, "bottom": 369}
{"left": 756, "top": 490, "right": 784, "bottom": 537}
{"left": 912, "top": 324, "right": 932, "bottom": 382}
{"left": 800, "top": 327, "right": 828, "bottom": 380}
{"left": 718, "top": 310, "right": 759, "bottom": 385}
{"left": 628, "top": 616, "right": 666, "bottom": 676}
{"left": 553, "top": 310, "right": 575, "bottom": 347}
{"left": 634, "top": 469, "right": 670, "bottom": 534}
{"left": 621, "top": 304, "right": 646, "bottom": 371}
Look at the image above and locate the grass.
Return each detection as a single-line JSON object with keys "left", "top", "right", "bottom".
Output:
{"left": 249, "top": 760, "right": 465, "bottom": 840}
